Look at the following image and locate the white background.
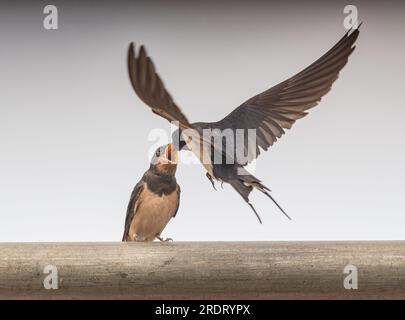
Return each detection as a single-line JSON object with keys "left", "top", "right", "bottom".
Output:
{"left": 0, "top": 0, "right": 404, "bottom": 241}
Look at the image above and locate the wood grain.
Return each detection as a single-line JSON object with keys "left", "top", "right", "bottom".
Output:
{"left": 0, "top": 241, "right": 404, "bottom": 299}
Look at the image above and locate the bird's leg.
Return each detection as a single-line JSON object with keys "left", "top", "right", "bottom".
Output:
{"left": 221, "top": 181, "right": 224, "bottom": 189}
{"left": 206, "top": 172, "right": 217, "bottom": 190}
{"left": 157, "top": 236, "right": 173, "bottom": 242}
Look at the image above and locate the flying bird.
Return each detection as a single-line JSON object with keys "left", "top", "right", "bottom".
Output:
{"left": 127, "top": 25, "right": 360, "bottom": 223}
{"left": 122, "top": 144, "right": 180, "bottom": 242}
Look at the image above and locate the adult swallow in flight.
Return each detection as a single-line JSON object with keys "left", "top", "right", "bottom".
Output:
{"left": 122, "top": 144, "right": 180, "bottom": 242}
{"left": 127, "top": 25, "right": 360, "bottom": 223}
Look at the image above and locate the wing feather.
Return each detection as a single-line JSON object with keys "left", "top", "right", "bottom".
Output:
{"left": 122, "top": 180, "right": 145, "bottom": 241}
{"left": 203, "top": 26, "right": 360, "bottom": 165}
{"left": 128, "top": 43, "right": 191, "bottom": 129}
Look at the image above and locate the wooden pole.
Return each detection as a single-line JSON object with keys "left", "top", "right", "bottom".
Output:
{"left": 0, "top": 241, "right": 404, "bottom": 299}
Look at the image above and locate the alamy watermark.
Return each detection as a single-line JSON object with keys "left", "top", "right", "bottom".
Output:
{"left": 43, "top": 5, "right": 58, "bottom": 30}
{"left": 43, "top": 264, "right": 59, "bottom": 290}
{"left": 343, "top": 5, "right": 359, "bottom": 29}
{"left": 148, "top": 121, "right": 258, "bottom": 169}
{"left": 343, "top": 264, "right": 358, "bottom": 290}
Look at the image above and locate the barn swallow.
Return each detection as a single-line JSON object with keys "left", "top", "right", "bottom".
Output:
{"left": 122, "top": 144, "right": 180, "bottom": 242}
{"left": 127, "top": 25, "right": 360, "bottom": 223}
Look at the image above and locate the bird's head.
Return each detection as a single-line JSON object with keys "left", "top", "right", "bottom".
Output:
{"left": 150, "top": 143, "right": 178, "bottom": 176}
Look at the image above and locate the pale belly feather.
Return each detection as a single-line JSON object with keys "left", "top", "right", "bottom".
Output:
{"left": 128, "top": 187, "right": 178, "bottom": 241}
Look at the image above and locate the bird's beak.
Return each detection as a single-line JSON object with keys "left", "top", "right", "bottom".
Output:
{"left": 165, "top": 143, "right": 178, "bottom": 164}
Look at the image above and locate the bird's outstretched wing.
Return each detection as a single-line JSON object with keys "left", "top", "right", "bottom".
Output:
{"left": 206, "top": 26, "right": 361, "bottom": 165}
{"left": 122, "top": 180, "right": 145, "bottom": 241}
{"left": 128, "top": 43, "right": 191, "bottom": 130}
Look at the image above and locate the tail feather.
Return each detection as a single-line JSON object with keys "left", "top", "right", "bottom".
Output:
{"left": 229, "top": 173, "right": 291, "bottom": 222}
{"left": 247, "top": 203, "right": 263, "bottom": 224}
{"left": 250, "top": 179, "right": 291, "bottom": 220}
{"left": 229, "top": 179, "right": 262, "bottom": 224}
{"left": 262, "top": 189, "right": 291, "bottom": 220}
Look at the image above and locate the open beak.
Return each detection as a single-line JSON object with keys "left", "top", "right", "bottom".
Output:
{"left": 165, "top": 143, "right": 178, "bottom": 164}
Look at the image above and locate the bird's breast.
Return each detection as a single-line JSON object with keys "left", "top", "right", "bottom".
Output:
{"left": 128, "top": 185, "right": 178, "bottom": 241}
{"left": 139, "top": 188, "right": 178, "bottom": 213}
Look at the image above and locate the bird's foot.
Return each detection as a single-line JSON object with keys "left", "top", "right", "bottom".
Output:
{"left": 206, "top": 172, "right": 217, "bottom": 190}
{"left": 157, "top": 236, "right": 173, "bottom": 242}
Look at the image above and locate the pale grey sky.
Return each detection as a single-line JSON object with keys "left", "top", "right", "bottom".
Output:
{"left": 0, "top": 0, "right": 404, "bottom": 241}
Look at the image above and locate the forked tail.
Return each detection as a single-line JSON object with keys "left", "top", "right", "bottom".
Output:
{"left": 229, "top": 174, "right": 291, "bottom": 223}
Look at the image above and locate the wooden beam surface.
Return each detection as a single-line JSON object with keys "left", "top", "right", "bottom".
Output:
{"left": 0, "top": 241, "right": 404, "bottom": 299}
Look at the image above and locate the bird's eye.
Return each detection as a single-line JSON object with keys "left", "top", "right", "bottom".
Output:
{"left": 155, "top": 150, "right": 160, "bottom": 157}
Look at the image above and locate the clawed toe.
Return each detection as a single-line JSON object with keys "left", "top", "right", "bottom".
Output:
{"left": 206, "top": 173, "right": 217, "bottom": 190}
{"left": 157, "top": 236, "right": 173, "bottom": 242}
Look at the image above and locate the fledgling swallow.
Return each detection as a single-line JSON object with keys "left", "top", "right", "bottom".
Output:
{"left": 122, "top": 143, "right": 180, "bottom": 242}
{"left": 127, "top": 25, "right": 361, "bottom": 223}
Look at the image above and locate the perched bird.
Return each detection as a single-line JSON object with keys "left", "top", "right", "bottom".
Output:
{"left": 122, "top": 144, "right": 180, "bottom": 242}
{"left": 127, "top": 25, "right": 360, "bottom": 223}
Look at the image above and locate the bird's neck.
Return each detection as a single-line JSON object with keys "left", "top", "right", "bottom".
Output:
{"left": 144, "top": 171, "right": 177, "bottom": 196}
